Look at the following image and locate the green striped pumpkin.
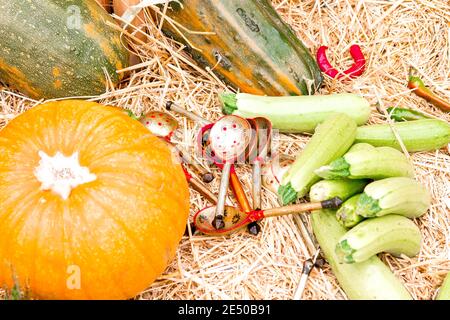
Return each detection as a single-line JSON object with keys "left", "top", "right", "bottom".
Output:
{"left": 161, "top": 0, "right": 322, "bottom": 96}
{"left": 0, "top": 0, "right": 129, "bottom": 99}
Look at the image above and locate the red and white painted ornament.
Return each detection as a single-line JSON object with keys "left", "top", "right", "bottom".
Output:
{"left": 209, "top": 115, "right": 251, "bottom": 163}
{"left": 140, "top": 111, "right": 178, "bottom": 140}
{"left": 262, "top": 155, "right": 294, "bottom": 194}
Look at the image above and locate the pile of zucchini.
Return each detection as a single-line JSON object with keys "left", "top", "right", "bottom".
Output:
{"left": 284, "top": 114, "right": 444, "bottom": 299}
{"left": 308, "top": 144, "right": 431, "bottom": 299}
{"left": 288, "top": 119, "right": 431, "bottom": 300}
{"left": 220, "top": 94, "right": 450, "bottom": 300}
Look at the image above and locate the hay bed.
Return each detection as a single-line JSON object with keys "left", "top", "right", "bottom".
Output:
{"left": 1, "top": 0, "right": 449, "bottom": 300}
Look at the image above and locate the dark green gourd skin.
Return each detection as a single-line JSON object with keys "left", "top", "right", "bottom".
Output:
{"left": 0, "top": 0, "right": 129, "bottom": 99}
{"left": 162, "top": 0, "right": 322, "bottom": 96}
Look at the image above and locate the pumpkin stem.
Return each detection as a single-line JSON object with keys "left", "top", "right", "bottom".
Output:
{"left": 34, "top": 151, "right": 97, "bottom": 200}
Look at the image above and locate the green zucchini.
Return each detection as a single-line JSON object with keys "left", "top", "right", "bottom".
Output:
{"left": 309, "top": 179, "right": 368, "bottom": 203}
{"left": 315, "top": 146, "right": 414, "bottom": 180}
{"left": 336, "top": 194, "right": 365, "bottom": 228}
{"left": 437, "top": 273, "right": 450, "bottom": 300}
{"left": 278, "top": 114, "right": 357, "bottom": 205}
{"left": 311, "top": 209, "right": 412, "bottom": 300}
{"left": 356, "top": 119, "right": 450, "bottom": 152}
{"left": 335, "top": 214, "right": 422, "bottom": 264}
{"left": 221, "top": 93, "right": 371, "bottom": 133}
{"left": 346, "top": 143, "right": 375, "bottom": 153}
{"left": 356, "top": 177, "right": 431, "bottom": 219}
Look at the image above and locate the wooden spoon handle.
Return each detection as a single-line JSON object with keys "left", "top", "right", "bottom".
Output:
{"left": 230, "top": 166, "right": 252, "bottom": 213}
{"left": 263, "top": 202, "right": 324, "bottom": 218}
{"left": 166, "top": 101, "right": 210, "bottom": 126}
{"left": 178, "top": 146, "right": 214, "bottom": 183}
{"left": 252, "top": 160, "right": 262, "bottom": 210}
{"left": 215, "top": 163, "right": 232, "bottom": 228}
{"left": 188, "top": 175, "right": 217, "bottom": 204}
{"left": 262, "top": 197, "right": 343, "bottom": 218}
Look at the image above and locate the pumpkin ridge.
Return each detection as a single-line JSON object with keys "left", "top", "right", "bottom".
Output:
{"left": 97, "top": 171, "right": 150, "bottom": 186}
{"left": 65, "top": 114, "right": 120, "bottom": 152}
{"left": 0, "top": 162, "right": 42, "bottom": 180}
{"left": 0, "top": 189, "right": 41, "bottom": 241}
{"left": 62, "top": 201, "right": 96, "bottom": 300}
{"left": 99, "top": 166, "right": 189, "bottom": 223}
{"left": 161, "top": 173, "right": 189, "bottom": 230}
{"left": 0, "top": 185, "right": 41, "bottom": 228}
{"left": 85, "top": 135, "right": 167, "bottom": 167}
{"left": 92, "top": 175, "right": 189, "bottom": 232}
{"left": 58, "top": 201, "right": 71, "bottom": 300}
{"left": 50, "top": 102, "right": 113, "bottom": 154}
{"left": 1, "top": 103, "right": 60, "bottom": 155}
{"left": 0, "top": 124, "right": 44, "bottom": 156}
{"left": 89, "top": 138, "right": 175, "bottom": 169}
{"left": 58, "top": 192, "right": 104, "bottom": 299}
{"left": 28, "top": 198, "right": 61, "bottom": 299}
{"left": 28, "top": 200, "right": 45, "bottom": 300}
{"left": 0, "top": 189, "right": 42, "bottom": 291}
{"left": 54, "top": 102, "right": 68, "bottom": 154}
{"left": 70, "top": 207, "right": 130, "bottom": 300}
{"left": 87, "top": 179, "right": 186, "bottom": 282}
{"left": 74, "top": 118, "right": 137, "bottom": 156}
{"left": 66, "top": 191, "right": 103, "bottom": 300}
{"left": 84, "top": 190, "right": 162, "bottom": 295}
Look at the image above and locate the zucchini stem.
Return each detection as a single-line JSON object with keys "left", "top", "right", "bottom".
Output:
{"left": 278, "top": 182, "right": 298, "bottom": 205}
{"left": 355, "top": 193, "right": 382, "bottom": 217}
{"left": 336, "top": 194, "right": 365, "bottom": 228}
{"left": 314, "top": 157, "right": 351, "bottom": 179}
{"left": 335, "top": 239, "right": 356, "bottom": 264}
{"left": 220, "top": 93, "right": 238, "bottom": 115}
{"left": 386, "top": 107, "right": 429, "bottom": 122}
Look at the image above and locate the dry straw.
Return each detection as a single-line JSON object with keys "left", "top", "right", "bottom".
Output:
{"left": 0, "top": 0, "right": 449, "bottom": 300}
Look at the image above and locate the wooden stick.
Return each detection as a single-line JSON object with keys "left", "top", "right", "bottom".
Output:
{"left": 166, "top": 101, "right": 210, "bottom": 126}
{"left": 252, "top": 160, "right": 262, "bottom": 210}
{"left": 263, "top": 197, "right": 343, "bottom": 218}
{"left": 188, "top": 175, "right": 218, "bottom": 204}
{"left": 293, "top": 251, "right": 320, "bottom": 300}
{"left": 178, "top": 146, "right": 214, "bottom": 183}
{"left": 214, "top": 162, "right": 232, "bottom": 229}
{"left": 263, "top": 202, "right": 324, "bottom": 218}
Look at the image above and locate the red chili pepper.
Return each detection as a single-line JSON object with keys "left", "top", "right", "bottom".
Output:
{"left": 316, "top": 45, "right": 366, "bottom": 80}
{"left": 316, "top": 46, "right": 339, "bottom": 78}
{"left": 344, "top": 45, "right": 366, "bottom": 78}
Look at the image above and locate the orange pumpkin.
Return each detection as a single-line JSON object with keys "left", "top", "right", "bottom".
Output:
{"left": 0, "top": 100, "right": 190, "bottom": 299}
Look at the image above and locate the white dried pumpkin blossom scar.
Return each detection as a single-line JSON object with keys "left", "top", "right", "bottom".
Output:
{"left": 34, "top": 151, "right": 97, "bottom": 200}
